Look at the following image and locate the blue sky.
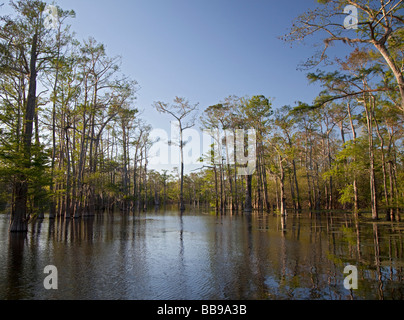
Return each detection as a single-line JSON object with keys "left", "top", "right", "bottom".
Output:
{"left": 52, "top": 0, "right": 327, "bottom": 127}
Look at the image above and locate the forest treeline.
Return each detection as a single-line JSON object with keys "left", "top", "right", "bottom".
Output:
{"left": 0, "top": 0, "right": 403, "bottom": 233}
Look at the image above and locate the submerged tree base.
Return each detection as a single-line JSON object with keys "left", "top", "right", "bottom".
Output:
{"left": 9, "top": 220, "right": 28, "bottom": 233}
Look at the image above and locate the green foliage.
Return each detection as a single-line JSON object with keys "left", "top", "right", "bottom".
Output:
{"left": 0, "top": 138, "right": 52, "bottom": 216}
{"left": 339, "top": 184, "right": 355, "bottom": 206}
{"left": 397, "top": 171, "right": 404, "bottom": 207}
{"left": 240, "top": 95, "right": 273, "bottom": 132}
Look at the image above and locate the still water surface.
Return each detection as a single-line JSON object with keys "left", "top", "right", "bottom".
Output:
{"left": 0, "top": 210, "right": 403, "bottom": 300}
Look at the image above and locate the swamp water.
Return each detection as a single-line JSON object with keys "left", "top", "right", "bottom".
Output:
{"left": 0, "top": 210, "right": 403, "bottom": 300}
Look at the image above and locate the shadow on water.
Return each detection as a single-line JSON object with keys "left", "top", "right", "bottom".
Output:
{"left": 0, "top": 209, "right": 404, "bottom": 300}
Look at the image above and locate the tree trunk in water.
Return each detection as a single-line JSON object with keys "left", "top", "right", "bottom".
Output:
{"left": 225, "top": 131, "right": 234, "bottom": 211}
{"left": 133, "top": 153, "right": 138, "bottom": 211}
{"left": 256, "top": 144, "right": 263, "bottom": 211}
{"left": 388, "top": 162, "right": 395, "bottom": 221}
{"left": 292, "top": 159, "right": 301, "bottom": 211}
{"left": 144, "top": 152, "right": 148, "bottom": 212}
{"left": 180, "top": 162, "right": 185, "bottom": 212}
{"left": 262, "top": 163, "right": 270, "bottom": 212}
{"left": 279, "top": 154, "right": 286, "bottom": 216}
{"left": 219, "top": 163, "right": 224, "bottom": 212}
{"left": 121, "top": 124, "right": 128, "bottom": 212}
{"left": 163, "top": 180, "right": 167, "bottom": 208}
{"left": 289, "top": 172, "right": 296, "bottom": 210}
{"left": 180, "top": 128, "right": 185, "bottom": 212}
{"left": 373, "top": 111, "right": 390, "bottom": 220}
{"left": 364, "top": 96, "right": 378, "bottom": 220}
{"left": 49, "top": 35, "right": 61, "bottom": 220}
{"left": 233, "top": 132, "right": 239, "bottom": 211}
{"left": 275, "top": 177, "right": 280, "bottom": 211}
{"left": 327, "top": 136, "right": 333, "bottom": 210}
{"left": 214, "top": 165, "right": 219, "bottom": 212}
{"left": 65, "top": 128, "right": 72, "bottom": 219}
{"left": 244, "top": 174, "right": 253, "bottom": 213}
{"left": 347, "top": 102, "right": 359, "bottom": 214}
{"left": 10, "top": 33, "right": 38, "bottom": 233}
{"left": 306, "top": 166, "right": 313, "bottom": 210}
{"left": 10, "top": 181, "right": 29, "bottom": 233}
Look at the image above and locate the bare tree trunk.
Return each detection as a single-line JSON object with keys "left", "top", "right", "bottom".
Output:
{"left": 11, "top": 182, "right": 29, "bottom": 233}
{"left": 233, "top": 131, "right": 239, "bottom": 211}
{"left": 224, "top": 131, "right": 234, "bottom": 211}
{"left": 49, "top": 31, "right": 62, "bottom": 220}
{"left": 213, "top": 165, "right": 219, "bottom": 212}
{"left": 219, "top": 162, "right": 224, "bottom": 212}
{"left": 65, "top": 127, "right": 71, "bottom": 219}
{"left": 73, "top": 79, "right": 89, "bottom": 219}
{"left": 10, "top": 33, "right": 38, "bottom": 233}
{"left": 373, "top": 107, "right": 390, "bottom": 220}
{"left": 275, "top": 176, "right": 280, "bottom": 212}
{"left": 291, "top": 158, "right": 301, "bottom": 211}
{"left": 391, "top": 154, "right": 400, "bottom": 221}
{"left": 244, "top": 174, "right": 253, "bottom": 213}
{"left": 262, "top": 159, "right": 271, "bottom": 212}
{"left": 347, "top": 102, "right": 359, "bottom": 214}
{"left": 71, "top": 114, "right": 77, "bottom": 218}
{"left": 144, "top": 148, "right": 148, "bottom": 212}
{"left": 386, "top": 125, "right": 397, "bottom": 221}
{"left": 138, "top": 150, "right": 144, "bottom": 211}
{"left": 122, "top": 123, "right": 129, "bottom": 212}
{"left": 133, "top": 149, "right": 138, "bottom": 211}
{"left": 363, "top": 94, "right": 378, "bottom": 220}
{"left": 388, "top": 161, "right": 395, "bottom": 221}
{"left": 179, "top": 128, "right": 185, "bottom": 212}
{"left": 163, "top": 177, "right": 167, "bottom": 208}
{"left": 304, "top": 133, "right": 313, "bottom": 210}
{"left": 256, "top": 142, "right": 263, "bottom": 211}
{"left": 279, "top": 154, "right": 286, "bottom": 216}
{"left": 327, "top": 135, "right": 334, "bottom": 210}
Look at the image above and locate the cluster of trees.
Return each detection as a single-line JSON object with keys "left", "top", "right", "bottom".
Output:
{"left": 189, "top": 90, "right": 402, "bottom": 221}
{"left": 0, "top": 0, "right": 154, "bottom": 232}
{"left": 182, "top": 0, "right": 404, "bottom": 220}
{"left": 0, "top": 0, "right": 403, "bottom": 233}
{"left": 283, "top": 0, "right": 404, "bottom": 221}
